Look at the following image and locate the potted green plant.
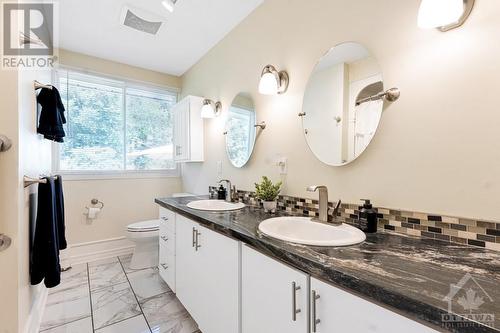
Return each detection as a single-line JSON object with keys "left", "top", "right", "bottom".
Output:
{"left": 255, "top": 176, "right": 282, "bottom": 213}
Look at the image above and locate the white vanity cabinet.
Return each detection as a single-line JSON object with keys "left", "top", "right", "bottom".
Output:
{"left": 310, "top": 277, "right": 438, "bottom": 333}
{"left": 175, "top": 214, "right": 240, "bottom": 333}
{"left": 172, "top": 95, "right": 204, "bottom": 162}
{"left": 241, "top": 245, "right": 309, "bottom": 333}
{"left": 158, "top": 207, "right": 176, "bottom": 291}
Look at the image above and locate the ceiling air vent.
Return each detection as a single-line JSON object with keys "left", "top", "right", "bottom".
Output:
{"left": 120, "top": 5, "right": 163, "bottom": 35}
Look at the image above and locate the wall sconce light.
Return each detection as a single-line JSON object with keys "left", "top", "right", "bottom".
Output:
{"left": 201, "top": 99, "right": 222, "bottom": 119}
{"left": 418, "top": 0, "right": 474, "bottom": 32}
{"left": 258, "top": 65, "right": 289, "bottom": 95}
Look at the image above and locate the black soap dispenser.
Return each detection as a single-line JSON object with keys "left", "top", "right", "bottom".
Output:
{"left": 217, "top": 185, "right": 227, "bottom": 200}
{"left": 358, "top": 199, "right": 378, "bottom": 233}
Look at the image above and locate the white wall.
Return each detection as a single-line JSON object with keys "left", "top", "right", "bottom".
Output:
{"left": 180, "top": 0, "right": 500, "bottom": 221}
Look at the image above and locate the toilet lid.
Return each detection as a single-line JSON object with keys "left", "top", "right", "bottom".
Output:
{"left": 127, "top": 219, "right": 160, "bottom": 232}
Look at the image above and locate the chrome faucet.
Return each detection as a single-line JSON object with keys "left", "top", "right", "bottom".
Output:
{"left": 307, "top": 185, "right": 329, "bottom": 222}
{"left": 218, "top": 179, "right": 233, "bottom": 202}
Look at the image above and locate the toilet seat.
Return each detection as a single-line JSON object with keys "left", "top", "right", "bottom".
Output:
{"left": 127, "top": 219, "right": 160, "bottom": 232}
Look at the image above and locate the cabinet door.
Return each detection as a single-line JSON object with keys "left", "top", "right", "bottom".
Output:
{"left": 195, "top": 224, "right": 240, "bottom": 333}
{"left": 173, "top": 98, "right": 190, "bottom": 161}
{"left": 242, "top": 245, "right": 309, "bottom": 333}
{"left": 174, "top": 215, "right": 200, "bottom": 318}
{"left": 310, "top": 278, "right": 438, "bottom": 333}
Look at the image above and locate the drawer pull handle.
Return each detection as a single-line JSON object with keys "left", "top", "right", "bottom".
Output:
{"left": 192, "top": 227, "right": 196, "bottom": 248}
{"left": 160, "top": 263, "right": 168, "bottom": 270}
{"left": 292, "top": 282, "right": 301, "bottom": 321}
{"left": 195, "top": 230, "right": 201, "bottom": 251}
{"left": 161, "top": 216, "right": 168, "bottom": 221}
{"left": 161, "top": 236, "right": 168, "bottom": 242}
{"left": 312, "top": 290, "right": 321, "bottom": 332}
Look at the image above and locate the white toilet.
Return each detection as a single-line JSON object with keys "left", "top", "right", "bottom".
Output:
{"left": 126, "top": 219, "right": 160, "bottom": 270}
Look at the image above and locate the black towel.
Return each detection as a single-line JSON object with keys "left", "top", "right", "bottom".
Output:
{"left": 37, "top": 87, "right": 66, "bottom": 143}
{"left": 54, "top": 175, "right": 67, "bottom": 250}
{"left": 30, "top": 177, "right": 61, "bottom": 288}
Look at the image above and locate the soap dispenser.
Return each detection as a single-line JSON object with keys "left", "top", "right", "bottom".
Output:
{"left": 217, "top": 185, "right": 227, "bottom": 200}
{"left": 358, "top": 199, "right": 378, "bottom": 233}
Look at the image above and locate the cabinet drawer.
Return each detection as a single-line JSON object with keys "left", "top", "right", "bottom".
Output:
{"left": 159, "top": 247, "right": 175, "bottom": 292}
{"left": 159, "top": 228, "right": 175, "bottom": 254}
{"left": 159, "top": 207, "right": 175, "bottom": 232}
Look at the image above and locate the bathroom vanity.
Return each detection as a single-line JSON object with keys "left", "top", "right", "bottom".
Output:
{"left": 156, "top": 196, "right": 500, "bottom": 333}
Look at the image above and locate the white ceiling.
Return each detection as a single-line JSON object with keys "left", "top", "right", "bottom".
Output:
{"left": 57, "top": 0, "right": 263, "bottom": 76}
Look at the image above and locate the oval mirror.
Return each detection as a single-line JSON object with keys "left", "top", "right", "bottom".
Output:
{"left": 225, "top": 93, "right": 256, "bottom": 168}
{"left": 302, "top": 42, "right": 384, "bottom": 166}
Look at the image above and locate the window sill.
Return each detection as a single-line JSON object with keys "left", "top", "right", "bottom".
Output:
{"left": 57, "top": 170, "right": 180, "bottom": 181}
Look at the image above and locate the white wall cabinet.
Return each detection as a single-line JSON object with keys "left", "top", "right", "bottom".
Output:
{"left": 310, "top": 277, "right": 438, "bottom": 333}
{"left": 242, "top": 245, "right": 309, "bottom": 333}
{"left": 175, "top": 214, "right": 240, "bottom": 333}
{"left": 172, "top": 95, "right": 204, "bottom": 162}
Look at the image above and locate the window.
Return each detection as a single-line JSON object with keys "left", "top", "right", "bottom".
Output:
{"left": 54, "top": 69, "right": 178, "bottom": 176}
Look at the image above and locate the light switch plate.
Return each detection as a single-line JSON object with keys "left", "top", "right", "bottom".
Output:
{"left": 216, "top": 161, "right": 223, "bottom": 177}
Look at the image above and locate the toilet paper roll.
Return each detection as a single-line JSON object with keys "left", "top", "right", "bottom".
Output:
{"left": 87, "top": 207, "right": 101, "bottom": 219}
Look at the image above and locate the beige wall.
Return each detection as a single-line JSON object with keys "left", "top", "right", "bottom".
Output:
{"left": 63, "top": 178, "right": 182, "bottom": 244}
{"left": 181, "top": 0, "right": 500, "bottom": 221}
{"left": 57, "top": 51, "right": 183, "bottom": 245}
{"left": 58, "top": 49, "right": 182, "bottom": 88}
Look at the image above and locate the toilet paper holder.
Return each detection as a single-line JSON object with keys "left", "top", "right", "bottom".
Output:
{"left": 87, "top": 198, "right": 104, "bottom": 210}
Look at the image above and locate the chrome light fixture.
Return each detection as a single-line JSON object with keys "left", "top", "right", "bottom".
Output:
{"left": 258, "top": 65, "right": 289, "bottom": 95}
{"left": 417, "top": 0, "right": 474, "bottom": 31}
{"left": 161, "top": 0, "right": 177, "bottom": 13}
{"left": 201, "top": 99, "right": 222, "bottom": 119}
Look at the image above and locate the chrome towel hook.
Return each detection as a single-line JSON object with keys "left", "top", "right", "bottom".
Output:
{"left": 90, "top": 198, "right": 104, "bottom": 209}
{"left": 0, "top": 134, "right": 12, "bottom": 152}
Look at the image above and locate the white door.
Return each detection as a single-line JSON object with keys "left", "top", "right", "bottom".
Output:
{"left": 242, "top": 245, "right": 309, "bottom": 333}
{"left": 310, "top": 277, "right": 438, "bottom": 333}
{"left": 195, "top": 224, "right": 240, "bottom": 333}
{"left": 174, "top": 215, "right": 200, "bottom": 319}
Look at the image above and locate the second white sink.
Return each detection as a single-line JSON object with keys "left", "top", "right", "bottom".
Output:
{"left": 187, "top": 199, "right": 245, "bottom": 211}
{"left": 258, "top": 216, "right": 366, "bottom": 246}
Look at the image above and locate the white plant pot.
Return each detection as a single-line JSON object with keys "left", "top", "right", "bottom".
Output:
{"left": 263, "top": 200, "right": 277, "bottom": 213}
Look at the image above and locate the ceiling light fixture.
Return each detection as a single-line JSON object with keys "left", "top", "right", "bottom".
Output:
{"left": 258, "top": 64, "right": 289, "bottom": 95}
{"left": 201, "top": 99, "right": 222, "bottom": 119}
{"left": 417, "top": 0, "right": 474, "bottom": 31}
{"left": 161, "top": 0, "right": 177, "bottom": 13}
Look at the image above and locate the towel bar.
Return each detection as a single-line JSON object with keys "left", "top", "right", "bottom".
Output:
{"left": 23, "top": 175, "right": 58, "bottom": 188}
{"left": 34, "top": 80, "right": 52, "bottom": 90}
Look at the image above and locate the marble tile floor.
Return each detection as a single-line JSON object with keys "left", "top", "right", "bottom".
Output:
{"left": 39, "top": 254, "right": 200, "bottom": 333}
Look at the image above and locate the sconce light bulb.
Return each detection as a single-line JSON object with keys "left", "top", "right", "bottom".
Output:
{"left": 417, "top": 0, "right": 464, "bottom": 29}
{"left": 259, "top": 72, "right": 279, "bottom": 95}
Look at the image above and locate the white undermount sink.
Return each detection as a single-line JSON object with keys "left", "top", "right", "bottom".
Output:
{"left": 187, "top": 199, "right": 245, "bottom": 211}
{"left": 258, "top": 216, "right": 366, "bottom": 247}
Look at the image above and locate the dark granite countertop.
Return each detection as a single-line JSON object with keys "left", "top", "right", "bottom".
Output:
{"left": 155, "top": 196, "right": 500, "bottom": 333}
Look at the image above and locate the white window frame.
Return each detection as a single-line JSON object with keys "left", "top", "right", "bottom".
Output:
{"left": 51, "top": 66, "right": 181, "bottom": 180}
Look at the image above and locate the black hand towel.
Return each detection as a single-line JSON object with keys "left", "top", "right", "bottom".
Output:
{"left": 30, "top": 177, "right": 61, "bottom": 288}
{"left": 37, "top": 87, "right": 66, "bottom": 143}
{"left": 54, "top": 175, "right": 67, "bottom": 250}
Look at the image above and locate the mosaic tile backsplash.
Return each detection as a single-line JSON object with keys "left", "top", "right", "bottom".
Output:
{"left": 232, "top": 190, "right": 500, "bottom": 252}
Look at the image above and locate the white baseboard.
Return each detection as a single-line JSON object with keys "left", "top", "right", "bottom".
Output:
{"left": 24, "top": 285, "right": 48, "bottom": 333}
{"left": 60, "top": 237, "right": 135, "bottom": 266}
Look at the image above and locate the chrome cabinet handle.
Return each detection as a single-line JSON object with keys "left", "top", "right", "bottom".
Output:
{"left": 160, "top": 263, "right": 168, "bottom": 269}
{"left": 192, "top": 227, "right": 196, "bottom": 248}
{"left": 161, "top": 236, "right": 168, "bottom": 242}
{"left": 312, "top": 290, "right": 321, "bottom": 332}
{"left": 161, "top": 216, "right": 168, "bottom": 221}
{"left": 292, "top": 282, "right": 301, "bottom": 321}
{"left": 195, "top": 230, "right": 201, "bottom": 251}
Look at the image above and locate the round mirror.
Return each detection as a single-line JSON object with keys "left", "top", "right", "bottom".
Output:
{"left": 225, "top": 93, "right": 256, "bottom": 168}
{"left": 302, "top": 42, "right": 384, "bottom": 166}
